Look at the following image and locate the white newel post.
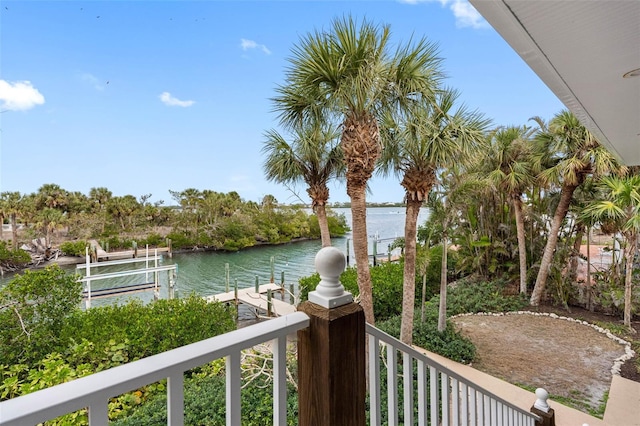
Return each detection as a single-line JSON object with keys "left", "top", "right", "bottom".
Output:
{"left": 298, "top": 247, "right": 365, "bottom": 426}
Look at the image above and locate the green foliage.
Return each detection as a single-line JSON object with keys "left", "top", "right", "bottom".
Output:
{"left": 138, "top": 233, "right": 165, "bottom": 247}
{"left": 60, "top": 296, "right": 236, "bottom": 361}
{"left": 113, "top": 371, "right": 299, "bottom": 425}
{"left": 299, "top": 262, "right": 424, "bottom": 321}
{"left": 0, "top": 241, "right": 31, "bottom": 268}
{"left": 377, "top": 315, "right": 475, "bottom": 364}
{"left": 0, "top": 265, "right": 82, "bottom": 366}
{"left": 60, "top": 240, "right": 88, "bottom": 257}
{"left": 444, "top": 279, "right": 528, "bottom": 316}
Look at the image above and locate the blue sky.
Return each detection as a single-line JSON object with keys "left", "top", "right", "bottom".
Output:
{"left": 0, "top": 0, "right": 564, "bottom": 206}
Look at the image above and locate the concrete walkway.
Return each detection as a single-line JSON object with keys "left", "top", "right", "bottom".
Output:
{"left": 415, "top": 347, "right": 607, "bottom": 426}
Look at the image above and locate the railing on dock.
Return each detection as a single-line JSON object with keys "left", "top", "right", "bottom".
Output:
{"left": 78, "top": 247, "right": 177, "bottom": 308}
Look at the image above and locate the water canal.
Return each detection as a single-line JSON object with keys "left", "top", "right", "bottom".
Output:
{"left": 4, "top": 207, "right": 430, "bottom": 308}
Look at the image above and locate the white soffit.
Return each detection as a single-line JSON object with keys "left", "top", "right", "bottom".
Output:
{"left": 469, "top": 0, "right": 640, "bottom": 165}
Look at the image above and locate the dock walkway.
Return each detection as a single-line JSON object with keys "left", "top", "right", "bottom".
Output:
{"left": 204, "top": 283, "right": 296, "bottom": 317}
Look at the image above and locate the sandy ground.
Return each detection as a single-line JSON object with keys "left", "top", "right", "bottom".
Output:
{"left": 452, "top": 314, "right": 627, "bottom": 409}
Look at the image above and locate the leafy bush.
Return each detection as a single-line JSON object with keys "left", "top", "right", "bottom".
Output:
{"left": 445, "top": 279, "right": 528, "bottom": 316}
{"left": 377, "top": 314, "right": 475, "bottom": 364}
{"left": 0, "top": 265, "right": 82, "bottom": 367}
{"left": 299, "top": 262, "right": 420, "bottom": 321}
{"left": 0, "top": 240, "right": 31, "bottom": 268}
{"left": 60, "top": 240, "right": 88, "bottom": 257}
{"left": 113, "top": 373, "right": 299, "bottom": 426}
{"left": 60, "top": 295, "right": 236, "bottom": 361}
{"left": 138, "top": 233, "right": 165, "bottom": 247}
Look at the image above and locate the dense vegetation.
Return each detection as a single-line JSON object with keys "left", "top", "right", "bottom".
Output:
{"left": 0, "top": 187, "right": 349, "bottom": 269}
{"left": 0, "top": 267, "right": 237, "bottom": 424}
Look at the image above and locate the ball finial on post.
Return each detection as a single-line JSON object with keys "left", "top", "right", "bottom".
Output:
{"left": 308, "top": 247, "right": 353, "bottom": 308}
{"left": 534, "top": 388, "right": 550, "bottom": 413}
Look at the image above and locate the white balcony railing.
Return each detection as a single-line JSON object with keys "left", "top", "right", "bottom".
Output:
{"left": 0, "top": 246, "right": 543, "bottom": 426}
{"left": 367, "top": 324, "right": 540, "bottom": 426}
{"left": 0, "top": 312, "right": 310, "bottom": 426}
{"left": 0, "top": 313, "right": 540, "bottom": 426}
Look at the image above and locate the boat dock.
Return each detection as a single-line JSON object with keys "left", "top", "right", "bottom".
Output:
{"left": 88, "top": 240, "right": 172, "bottom": 261}
{"left": 204, "top": 283, "right": 297, "bottom": 317}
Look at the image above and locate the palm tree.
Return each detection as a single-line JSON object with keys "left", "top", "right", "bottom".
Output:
{"left": 379, "top": 89, "right": 488, "bottom": 343}
{"left": 483, "top": 126, "right": 536, "bottom": 295}
{"left": 263, "top": 123, "right": 343, "bottom": 247}
{"left": 530, "top": 110, "right": 624, "bottom": 306}
{"left": 0, "top": 192, "right": 23, "bottom": 250}
{"left": 89, "top": 187, "right": 112, "bottom": 233}
{"left": 273, "top": 15, "right": 443, "bottom": 324}
{"left": 583, "top": 175, "right": 640, "bottom": 329}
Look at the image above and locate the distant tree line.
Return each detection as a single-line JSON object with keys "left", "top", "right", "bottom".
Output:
{"left": 0, "top": 185, "right": 349, "bottom": 268}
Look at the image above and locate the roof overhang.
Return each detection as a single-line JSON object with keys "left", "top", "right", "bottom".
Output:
{"left": 469, "top": 0, "right": 640, "bottom": 165}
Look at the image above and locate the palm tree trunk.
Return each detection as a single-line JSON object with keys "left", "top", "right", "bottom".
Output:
{"left": 586, "top": 226, "right": 593, "bottom": 311}
{"left": 437, "top": 229, "right": 448, "bottom": 332}
{"left": 513, "top": 196, "right": 528, "bottom": 294}
{"left": 530, "top": 184, "right": 577, "bottom": 306}
{"left": 350, "top": 189, "right": 375, "bottom": 324}
{"left": 568, "top": 223, "right": 585, "bottom": 285}
{"left": 623, "top": 233, "right": 636, "bottom": 329}
{"left": 400, "top": 198, "right": 421, "bottom": 344}
{"left": 10, "top": 214, "right": 18, "bottom": 251}
{"left": 315, "top": 204, "right": 332, "bottom": 247}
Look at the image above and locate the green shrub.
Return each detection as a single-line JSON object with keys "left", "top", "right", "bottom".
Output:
{"left": 445, "top": 279, "right": 528, "bottom": 316}
{"left": 377, "top": 315, "right": 475, "bottom": 364}
{"left": 113, "top": 371, "right": 299, "bottom": 425}
{"left": 0, "top": 241, "right": 31, "bottom": 268}
{"left": 299, "top": 262, "right": 419, "bottom": 321}
{"left": 138, "top": 233, "right": 165, "bottom": 247}
{"left": 60, "top": 295, "right": 236, "bottom": 361}
{"left": 165, "top": 232, "right": 196, "bottom": 250}
{"left": 0, "top": 265, "right": 82, "bottom": 367}
{"left": 60, "top": 240, "right": 88, "bottom": 257}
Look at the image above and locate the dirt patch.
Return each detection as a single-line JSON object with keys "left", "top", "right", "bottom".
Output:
{"left": 452, "top": 313, "right": 628, "bottom": 409}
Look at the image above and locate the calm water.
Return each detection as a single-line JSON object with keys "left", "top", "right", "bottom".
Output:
{"left": 3, "top": 207, "right": 429, "bottom": 308}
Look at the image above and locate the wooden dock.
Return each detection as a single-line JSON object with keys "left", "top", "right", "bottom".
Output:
{"left": 204, "top": 283, "right": 297, "bottom": 317}
{"left": 88, "top": 240, "right": 171, "bottom": 261}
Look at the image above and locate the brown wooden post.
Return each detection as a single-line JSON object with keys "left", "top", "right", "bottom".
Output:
{"left": 297, "top": 246, "right": 365, "bottom": 426}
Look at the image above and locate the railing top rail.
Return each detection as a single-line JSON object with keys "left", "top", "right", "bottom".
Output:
{"left": 366, "top": 323, "right": 540, "bottom": 421}
{"left": 76, "top": 256, "right": 164, "bottom": 269}
{"left": 77, "top": 265, "right": 177, "bottom": 282}
{"left": 0, "top": 312, "right": 310, "bottom": 425}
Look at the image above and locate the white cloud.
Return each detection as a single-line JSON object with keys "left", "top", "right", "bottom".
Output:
{"left": 399, "top": 0, "right": 489, "bottom": 29}
{"left": 80, "top": 72, "right": 105, "bottom": 91}
{"left": 159, "top": 92, "right": 195, "bottom": 107}
{"left": 240, "top": 38, "right": 271, "bottom": 55}
{"left": 0, "top": 80, "right": 45, "bottom": 111}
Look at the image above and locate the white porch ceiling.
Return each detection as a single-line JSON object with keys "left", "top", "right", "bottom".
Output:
{"left": 469, "top": 0, "right": 640, "bottom": 165}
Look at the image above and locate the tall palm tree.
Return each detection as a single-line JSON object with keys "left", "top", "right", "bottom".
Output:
{"left": 0, "top": 192, "right": 23, "bottom": 250}
{"left": 530, "top": 111, "right": 624, "bottom": 306}
{"left": 583, "top": 175, "right": 640, "bottom": 329}
{"left": 483, "top": 126, "right": 536, "bottom": 295}
{"left": 379, "top": 89, "right": 488, "bottom": 343}
{"left": 262, "top": 123, "right": 343, "bottom": 247}
{"left": 273, "top": 16, "right": 443, "bottom": 324}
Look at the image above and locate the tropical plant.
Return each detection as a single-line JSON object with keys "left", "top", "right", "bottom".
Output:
{"left": 482, "top": 126, "right": 536, "bottom": 295}
{"left": 583, "top": 175, "right": 640, "bottom": 329}
{"left": 0, "top": 191, "right": 23, "bottom": 250}
{"left": 273, "top": 15, "right": 443, "bottom": 324}
{"left": 262, "top": 122, "right": 343, "bottom": 247}
{"left": 379, "top": 89, "right": 488, "bottom": 342}
{"left": 530, "top": 111, "right": 624, "bottom": 306}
